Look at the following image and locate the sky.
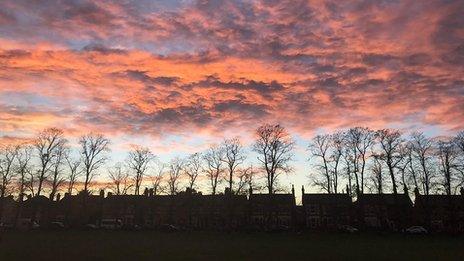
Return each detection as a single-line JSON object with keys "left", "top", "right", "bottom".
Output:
{"left": 0, "top": 0, "right": 463, "bottom": 197}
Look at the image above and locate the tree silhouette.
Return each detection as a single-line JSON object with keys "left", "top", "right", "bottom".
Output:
{"left": 375, "top": 129, "right": 405, "bottom": 194}
{"left": 79, "top": 133, "right": 110, "bottom": 193}
{"left": 65, "top": 155, "right": 82, "bottom": 195}
{"left": 221, "top": 138, "right": 245, "bottom": 194}
{"left": 167, "top": 157, "right": 184, "bottom": 195}
{"left": 33, "top": 128, "right": 67, "bottom": 196}
{"left": 15, "top": 144, "right": 33, "bottom": 201}
{"left": 49, "top": 143, "right": 68, "bottom": 200}
{"left": 345, "top": 127, "right": 375, "bottom": 195}
{"left": 0, "top": 145, "right": 17, "bottom": 198}
{"left": 410, "top": 132, "right": 435, "bottom": 195}
{"left": 127, "top": 146, "right": 154, "bottom": 195}
{"left": 203, "top": 145, "right": 224, "bottom": 195}
{"left": 253, "top": 124, "right": 294, "bottom": 194}
{"left": 184, "top": 152, "right": 202, "bottom": 190}
{"left": 108, "top": 163, "right": 132, "bottom": 195}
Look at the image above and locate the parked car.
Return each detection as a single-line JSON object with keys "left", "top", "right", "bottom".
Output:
{"left": 50, "top": 221, "right": 65, "bottom": 229}
{"left": 338, "top": 225, "right": 359, "bottom": 233}
{"left": 159, "top": 224, "right": 181, "bottom": 232}
{"left": 100, "top": 219, "right": 123, "bottom": 230}
{"left": 17, "top": 219, "right": 40, "bottom": 230}
{"left": 84, "top": 223, "right": 99, "bottom": 230}
{"left": 122, "top": 223, "right": 141, "bottom": 231}
{"left": 0, "top": 222, "right": 13, "bottom": 231}
{"left": 404, "top": 226, "right": 428, "bottom": 235}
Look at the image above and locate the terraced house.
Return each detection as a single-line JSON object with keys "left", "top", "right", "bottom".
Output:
{"left": 2, "top": 187, "right": 464, "bottom": 233}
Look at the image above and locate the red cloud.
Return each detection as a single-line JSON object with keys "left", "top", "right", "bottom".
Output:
{"left": 0, "top": 0, "right": 462, "bottom": 145}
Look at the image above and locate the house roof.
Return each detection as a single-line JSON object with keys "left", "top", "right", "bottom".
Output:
{"left": 248, "top": 193, "right": 295, "bottom": 208}
{"left": 356, "top": 193, "right": 412, "bottom": 207}
{"left": 302, "top": 193, "right": 352, "bottom": 205}
{"left": 415, "top": 194, "right": 464, "bottom": 207}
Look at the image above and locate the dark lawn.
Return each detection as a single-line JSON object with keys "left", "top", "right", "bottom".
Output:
{"left": 0, "top": 230, "right": 463, "bottom": 260}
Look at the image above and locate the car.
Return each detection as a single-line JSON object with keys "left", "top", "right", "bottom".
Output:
{"left": 159, "top": 224, "right": 181, "bottom": 232}
{"left": 0, "top": 222, "right": 13, "bottom": 231}
{"left": 84, "top": 223, "right": 99, "bottom": 230}
{"left": 122, "top": 224, "right": 141, "bottom": 231}
{"left": 31, "top": 221, "right": 40, "bottom": 230}
{"left": 100, "top": 219, "right": 123, "bottom": 230}
{"left": 338, "top": 225, "right": 359, "bottom": 233}
{"left": 404, "top": 226, "right": 428, "bottom": 235}
{"left": 50, "top": 221, "right": 65, "bottom": 229}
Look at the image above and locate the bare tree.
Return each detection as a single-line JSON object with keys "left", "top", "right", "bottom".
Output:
{"left": 221, "top": 138, "right": 245, "bottom": 193}
{"left": 396, "top": 144, "right": 411, "bottom": 192}
{"left": 151, "top": 161, "right": 166, "bottom": 195}
{"left": 375, "top": 129, "right": 405, "bottom": 194}
{"left": 65, "top": 155, "right": 82, "bottom": 195}
{"left": 404, "top": 142, "right": 419, "bottom": 190}
{"left": 79, "top": 133, "right": 110, "bottom": 193}
{"left": 15, "top": 144, "right": 33, "bottom": 201}
{"left": 49, "top": 143, "right": 68, "bottom": 200}
{"left": 454, "top": 131, "right": 464, "bottom": 184}
{"left": 309, "top": 134, "right": 332, "bottom": 193}
{"left": 253, "top": 124, "right": 294, "bottom": 194}
{"left": 455, "top": 131, "right": 464, "bottom": 153}
{"left": 410, "top": 132, "right": 435, "bottom": 195}
{"left": 126, "top": 146, "right": 154, "bottom": 195}
{"left": 342, "top": 147, "right": 354, "bottom": 196}
{"left": 236, "top": 165, "right": 257, "bottom": 195}
{"left": 167, "top": 157, "right": 184, "bottom": 195}
{"left": 184, "top": 152, "right": 202, "bottom": 190}
{"left": 345, "top": 127, "right": 375, "bottom": 195}
{"left": 108, "top": 163, "right": 132, "bottom": 195}
{"left": 34, "top": 128, "right": 67, "bottom": 196}
{"left": 370, "top": 156, "right": 385, "bottom": 194}
{"left": 330, "top": 132, "right": 344, "bottom": 194}
{"left": 436, "top": 140, "right": 459, "bottom": 195}
{"left": 0, "top": 145, "right": 18, "bottom": 198}
{"left": 203, "top": 145, "right": 224, "bottom": 195}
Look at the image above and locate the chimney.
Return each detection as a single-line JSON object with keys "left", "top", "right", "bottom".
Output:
{"left": 291, "top": 184, "right": 295, "bottom": 197}
{"left": 301, "top": 185, "right": 305, "bottom": 195}
{"left": 56, "top": 193, "right": 61, "bottom": 202}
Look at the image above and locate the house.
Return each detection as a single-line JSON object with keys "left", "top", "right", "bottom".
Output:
{"left": 355, "top": 191, "right": 413, "bottom": 231}
{"left": 302, "top": 186, "right": 352, "bottom": 230}
{"left": 414, "top": 188, "right": 464, "bottom": 233}
{"left": 248, "top": 186, "right": 296, "bottom": 230}
{"left": 0, "top": 196, "right": 17, "bottom": 225}
{"left": 98, "top": 188, "right": 249, "bottom": 231}
{"left": 170, "top": 188, "right": 248, "bottom": 231}
{"left": 19, "top": 195, "right": 54, "bottom": 227}
{"left": 57, "top": 190, "right": 105, "bottom": 227}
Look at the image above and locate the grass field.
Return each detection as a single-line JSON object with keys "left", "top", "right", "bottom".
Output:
{"left": 0, "top": 231, "right": 463, "bottom": 260}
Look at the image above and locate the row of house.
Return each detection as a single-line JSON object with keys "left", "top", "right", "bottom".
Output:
{"left": 1, "top": 186, "right": 463, "bottom": 233}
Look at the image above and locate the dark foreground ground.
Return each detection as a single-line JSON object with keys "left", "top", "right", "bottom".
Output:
{"left": 0, "top": 231, "right": 463, "bottom": 261}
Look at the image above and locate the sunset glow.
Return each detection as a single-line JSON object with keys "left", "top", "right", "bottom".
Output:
{"left": 1, "top": 0, "right": 463, "bottom": 193}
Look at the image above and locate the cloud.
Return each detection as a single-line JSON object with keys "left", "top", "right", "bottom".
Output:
{"left": 0, "top": 0, "right": 462, "bottom": 150}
